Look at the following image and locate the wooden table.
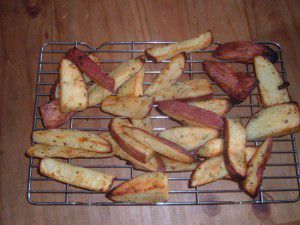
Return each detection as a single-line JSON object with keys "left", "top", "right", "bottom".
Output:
{"left": 1, "top": 0, "right": 299, "bottom": 224}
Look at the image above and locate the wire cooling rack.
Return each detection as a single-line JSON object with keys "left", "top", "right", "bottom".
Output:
{"left": 27, "top": 40, "right": 300, "bottom": 205}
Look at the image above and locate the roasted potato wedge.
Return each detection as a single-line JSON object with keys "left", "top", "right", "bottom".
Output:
{"left": 40, "top": 158, "right": 115, "bottom": 192}
{"left": 50, "top": 79, "right": 60, "bottom": 101}
{"left": 242, "top": 138, "right": 273, "bottom": 197}
{"left": 203, "top": 61, "right": 258, "bottom": 103}
{"left": 66, "top": 48, "right": 115, "bottom": 91}
{"left": 82, "top": 53, "right": 102, "bottom": 83}
{"left": 130, "top": 116, "right": 153, "bottom": 133}
{"left": 245, "top": 146, "right": 258, "bottom": 162}
{"left": 32, "top": 129, "right": 111, "bottom": 153}
{"left": 144, "top": 54, "right": 185, "bottom": 96}
{"left": 159, "top": 155, "right": 198, "bottom": 172}
{"left": 189, "top": 98, "right": 233, "bottom": 116}
{"left": 88, "top": 84, "right": 112, "bottom": 107}
{"left": 158, "top": 100, "right": 224, "bottom": 130}
{"left": 107, "top": 172, "right": 169, "bottom": 203}
{"left": 246, "top": 103, "right": 300, "bottom": 140}
{"left": 224, "top": 118, "right": 247, "bottom": 180}
{"left": 40, "top": 99, "right": 75, "bottom": 129}
{"left": 102, "top": 96, "right": 153, "bottom": 119}
{"left": 59, "top": 58, "right": 88, "bottom": 112}
{"left": 213, "top": 41, "right": 278, "bottom": 63}
{"left": 145, "top": 31, "right": 212, "bottom": 61}
{"left": 122, "top": 126, "right": 196, "bottom": 163}
{"left": 158, "top": 126, "right": 219, "bottom": 151}
{"left": 197, "top": 138, "right": 223, "bottom": 158}
{"left": 152, "top": 79, "right": 214, "bottom": 102}
{"left": 27, "top": 144, "right": 113, "bottom": 159}
{"left": 254, "top": 56, "right": 290, "bottom": 107}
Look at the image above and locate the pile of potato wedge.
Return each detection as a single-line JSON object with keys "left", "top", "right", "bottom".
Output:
{"left": 27, "top": 30, "right": 300, "bottom": 203}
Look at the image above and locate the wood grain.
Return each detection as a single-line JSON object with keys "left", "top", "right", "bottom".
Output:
{"left": 0, "top": 0, "right": 300, "bottom": 225}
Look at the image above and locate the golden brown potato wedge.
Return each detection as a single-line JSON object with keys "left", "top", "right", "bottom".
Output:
{"left": 59, "top": 58, "right": 88, "bottom": 112}
{"left": 152, "top": 79, "right": 214, "bottom": 102}
{"left": 159, "top": 155, "right": 198, "bottom": 172}
{"left": 245, "top": 146, "right": 257, "bottom": 162}
{"left": 189, "top": 98, "right": 233, "bottom": 116}
{"left": 107, "top": 172, "right": 169, "bottom": 203}
{"left": 26, "top": 144, "right": 114, "bottom": 159}
{"left": 40, "top": 158, "right": 115, "bottom": 191}
{"left": 102, "top": 96, "right": 153, "bottom": 119}
{"left": 144, "top": 54, "right": 185, "bottom": 96}
{"left": 157, "top": 100, "right": 224, "bottom": 130}
{"left": 158, "top": 126, "right": 220, "bottom": 151}
{"left": 145, "top": 31, "right": 213, "bottom": 61}
{"left": 224, "top": 118, "right": 247, "bottom": 180}
{"left": 254, "top": 56, "right": 290, "bottom": 107}
{"left": 197, "top": 138, "right": 223, "bottom": 158}
{"left": 88, "top": 84, "right": 112, "bottom": 107}
{"left": 122, "top": 126, "right": 196, "bottom": 163}
{"left": 32, "top": 129, "right": 112, "bottom": 153}
{"left": 130, "top": 116, "right": 153, "bottom": 133}
{"left": 246, "top": 103, "right": 300, "bottom": 140}
{"left": 109, "top": 118, "right": 155, "bottom": 163}
{"left": 242, "top": 138, "right": 273, "bottom": 197}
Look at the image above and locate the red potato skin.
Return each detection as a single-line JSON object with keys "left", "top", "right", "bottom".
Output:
{"left": 40, "top": 99, "right": 75, "bottom": 128}
{"left": 157, "top": 100, "right": 224, "bottom": 130}
{"left": 50, "top": 79, "right": 59, "bottom": 101}
{"left": 66, "top": 48, "right": 115, "bottom": 92}
{"left": 132, "top": 155, "right": 166, "bottom": 172}
{"left": 203, "top": 61, "right": 258, "bottom": 103}
{"left": 213, "top": 41, "right": 278, "bottom": 63}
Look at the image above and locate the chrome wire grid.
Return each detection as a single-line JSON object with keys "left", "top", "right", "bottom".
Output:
{"left": 27, "top": 41, "right": 300, "bottom": 205}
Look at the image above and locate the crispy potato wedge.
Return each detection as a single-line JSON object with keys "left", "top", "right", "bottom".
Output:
{"left": 254, "top": 56, "right": 290, "bottom": 107}
{"left": 159, "top": 155, "right": 198, "bottom": 172}
{"left": 27, "top": 144, "right": 113, "bottom": 158}
{"left": 88, "top": 84, "right": 112, "bottom": 107}
{"left": 158, "top": 100, "right": 224, "bottom": 130}
{"left": 102, "top": 96, "right": 153, "bottom": 119}
{"left": 189, "top": 98, "right": 233, "bottom": 116}
{"left": 245, "top": 146, "right": 258, "bottom": 162}
{"left": 130, "top": 116, "right": 153, "bottom": 133}
{"left": 197, "top": 138, "right": 223, "bottom": 158}
{"left": 122, "top": 126, "right": 196, "bottom": 163}
{"left": 107, "top": 172, "right": 169, "bottom": 203}
{"left": 213, "top": 41, "right": 278, "bottom": 63}
{"left": 145, "top": 31, "right": 212, "bottom": 61}
{"left": 242, "top": 138, "right": 273, "bottom": 197}
{"left": 203, "top": 61, "right": 258, "bottom": 103}
{"left": 224, "top": 118, "right": 247, "bottom": 180}
{"left": 40, "top": 99, "right": 75, "bottom": 129}
{"left": 59, "top": 58, "right": 88, "bottom": 112}
{"left": 158, "top": 126, "right": 220, "bottom": 151}
{"left": 109, "top": 118, "right": 155, "bottom": 163}
{"left": 246, "top": 103, "right": 300, "bottom": 140}
{"left": 32, "top": 129, "right": 111, "bottom": 153}
{"left": 110, "top": 58, "right": 144, "bottom": 91}
{"left": 66, "top": 48, "right": 115, "bottom": 91}
{"left": 152, "top": 79, "right": 214, "bottom": 102}
{"left": 40, "top": 158, "right": 115, "bottom": 192}
{"left": 144, "top": 54, "right": 185, "bottom": 96}
{"left": 117, "top": 65, "right": 144, "bottom": 97}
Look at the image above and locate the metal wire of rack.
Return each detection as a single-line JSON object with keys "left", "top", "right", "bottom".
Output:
{"left": 27, "top": 40, "right": 300, "bottom": 205}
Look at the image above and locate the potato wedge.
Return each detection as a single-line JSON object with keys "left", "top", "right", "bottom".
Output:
{"left": 213, "top": 41, "right": 278, "bottom": 63}
{"left": 66, "top": 48, "right": 115, "bottom": 91}
{"left": 27, "top": 144, "right": 113, "bottom": 159}
{"left": 102, "top": 96, "right": 153, "bottom": 119}
{"left": 246, "top": 103, "right": 300, "bottom": 140}
{"left": 245, "top": 146, "right": 258, "bottom": 162}
{"left": 130, "top": 116, "right": 153, "bottom": 133}
{"left": 107, "top": 172, "right": 169, "bottom": 203}
{"left": 189, "top": 98, "right": 233, "bottom": 116}
{"left": 144, "top": 54, "right": 185, "bottom": 96}
{"left": 254, "top": 56, "right": 290, "bottom": 107}
{"left": 158, "top": 100, "right": 224, "bottom": 130}
{"left": 82, "top": 53, "right": 102, "bottom": 83}
{"left": 203, "top": 61, "right": 258, "bottom": 103}
{"left": 32, "top": 129, "right": 111, "bottom": 153}
{"left": 101, "top": 131, "right": 164, "bottom": 172}
{"left": 122, "top": 126, "right": 196, "bottom": 163}
{"left": 224, "top": 118, "right": 247, "bottom": 180}
{"left": 159, "top": 155, "right": 198, "bottom": 172}
{"left": 50, "top": 79, "right": 60, "bottom": 101}
{"left": 40, "top": 99, "right": 75, "bottom": 129}
{"left": 158, "top": 126, "right": 220, "bottom": 151}
{"left": 145, "top": 31, "right": 212, "bottom": 61}
{"left": 242, "top": 138, "right": 273, "bottom": 197}
{"left": 88, "top": 84, "right": 112, "bottom": 106}
{"left": 40, "top": 158, "right": 115, "bottom": 192}
{"left": 152, "top": 79, "right": 214, "bottom": 102}
{"left": 109, "top": 118, "right": 155, "bottom": 163}
{"left": 197, "top": 138, "right": 223, "bottom": 158}
{"left": 117, "top": 65, "right": 144, "bottom": 97}
{"left": 59, "top": 58, "right": 88, "bottom": 112}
